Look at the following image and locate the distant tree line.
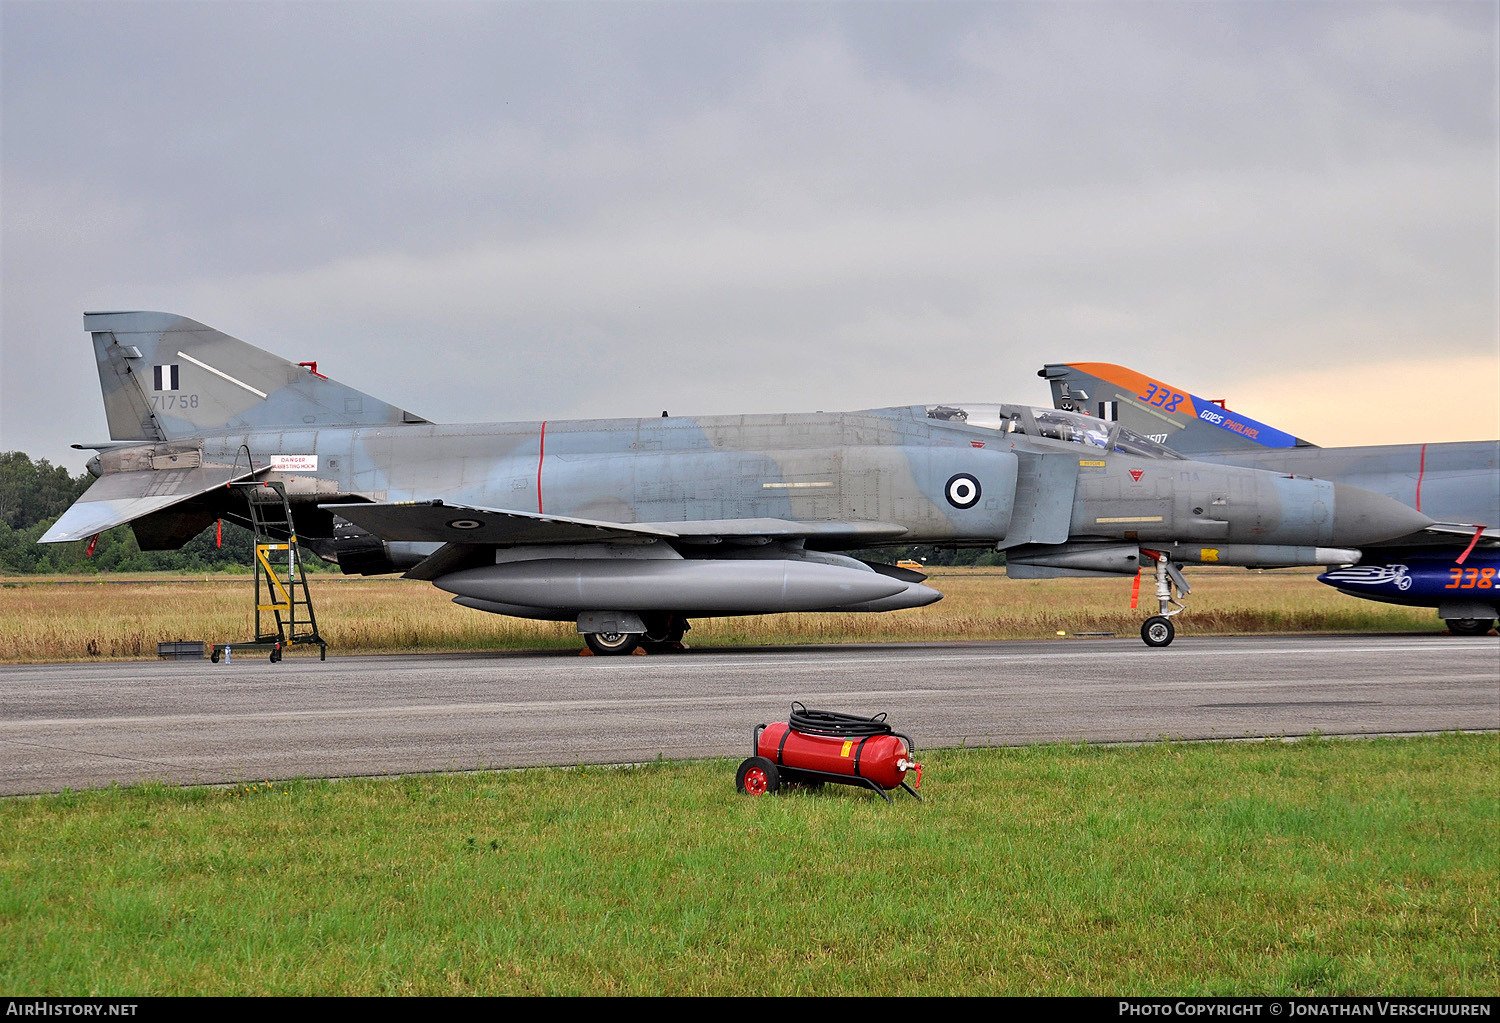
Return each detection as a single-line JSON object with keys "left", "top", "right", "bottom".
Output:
{"left": 0, "top": 451, "right": 329, "bottom": 574}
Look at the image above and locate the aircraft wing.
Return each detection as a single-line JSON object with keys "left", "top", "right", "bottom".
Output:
{"left": 322, "top": 501, "right": 681, "bottom": 545}
{"left": 641, "top": 518, "right": 910, "bottom": 544}
{"left": 326, "top": 501, "right": 912, "bottom": 581}
{"left": 1375, "top": 523, "right": 1500, "bottom": 549}
{"left": 39, "top": 465, "right": 259, "bottom": 543}
{"left": 324, "top": 501, "right": 911, "bottom": 547}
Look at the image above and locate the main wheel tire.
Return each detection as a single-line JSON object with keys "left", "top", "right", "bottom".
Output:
{"left": 584, "top": 631, "right": 642, "bottom": 656}
{"left": 642, "top": 615, "right": 689, "bottom": 653}
{"left": 1141, "top": 616, "right": 1176, "bottom": 647}
{"left": 1446, "top": 618, "right": 1496, "bottom": 636}
{"left": 736, "top": 756, "right": 780, "bottom": 795}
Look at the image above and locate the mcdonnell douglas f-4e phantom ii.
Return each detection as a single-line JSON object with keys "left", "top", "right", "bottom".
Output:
{"left": 1041, "top": 362, "right": 1500, "bottom": 636}
{"left": 41, "top": 312, "right": 1434, "bottom": 651}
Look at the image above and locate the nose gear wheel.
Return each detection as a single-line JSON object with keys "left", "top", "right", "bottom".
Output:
{"left": 1139, "top": 550, "right": 1189, "bottom": 648}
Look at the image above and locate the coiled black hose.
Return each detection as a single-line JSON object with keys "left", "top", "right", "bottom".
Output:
{"left": 787, "top": 701, "right": 894, "bottom": 738}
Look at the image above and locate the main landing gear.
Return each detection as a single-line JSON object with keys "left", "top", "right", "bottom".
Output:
{"left": 582, "top": 614, "right": 691, "bottom": 656}
{"left": 642, "top": 613, "right": 689, "bottom": 653}
{"left": 1140, "top": 550, "right": 1190, "bottom": 648}
{"left": 584, "top": 631, "right": 641, "bottom": 656}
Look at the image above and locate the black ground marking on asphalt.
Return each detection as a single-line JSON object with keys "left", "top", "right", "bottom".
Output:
{"left": 1198, "top": 700, "right": 1382, "bottom": 708}
{"left": 0, "top": 737, "right": 196, "bottom": 772}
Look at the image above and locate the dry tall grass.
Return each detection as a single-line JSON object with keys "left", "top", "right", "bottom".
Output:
{"left": 0, "top": 567, "right": 1439, "bottom": 663}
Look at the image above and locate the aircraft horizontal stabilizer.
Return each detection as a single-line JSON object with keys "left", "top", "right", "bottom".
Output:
{"left": 39, "top": 465, "right": 258, "bottom": 543}
{"left": 321, "top": 501, "right": 681, "bottom": 545}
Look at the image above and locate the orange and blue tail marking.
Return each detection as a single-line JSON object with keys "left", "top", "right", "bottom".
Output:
{"left": 1050, "top": 362, "right": 1303, "bottom": 449}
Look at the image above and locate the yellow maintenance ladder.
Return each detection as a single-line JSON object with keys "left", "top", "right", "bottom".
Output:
{"left": 211, "top": 480, "right": 328, "bottom": 663}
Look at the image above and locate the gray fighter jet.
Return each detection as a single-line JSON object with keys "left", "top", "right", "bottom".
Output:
{"left": 40, "top": 313, "right": 1432, "bottom": 650}
{"left": 1039, "top": 362, "right": 1500, "bottom": 635}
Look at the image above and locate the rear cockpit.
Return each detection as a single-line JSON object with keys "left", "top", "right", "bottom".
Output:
{"left": 925, "top": 403, "right": 1183, "bottom": 459}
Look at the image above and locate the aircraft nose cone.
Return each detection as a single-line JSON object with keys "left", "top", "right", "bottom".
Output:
{"left": 1330, "top": 483, "right": 1433, "bottom": 546}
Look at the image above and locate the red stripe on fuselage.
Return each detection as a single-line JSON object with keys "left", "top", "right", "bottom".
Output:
{"left": 1416, "top": 443, "right": 1426, "bottom": 512}
{"left": 538, "top": 421, "right": 547, "bottom": 514}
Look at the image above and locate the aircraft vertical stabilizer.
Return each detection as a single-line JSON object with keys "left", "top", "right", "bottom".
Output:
{"left": 1038, "top": 363, "right": 1315, "bottom": 455}
{"left": 85, "top": 311, "right": 429, "bottom": 441}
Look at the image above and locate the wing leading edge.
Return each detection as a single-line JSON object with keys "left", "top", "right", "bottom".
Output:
{"left": 322, "top": 500, "right": 680, "bottom": 545}
{"left": 323, "top": 500, "right": 910, "bottom": 546}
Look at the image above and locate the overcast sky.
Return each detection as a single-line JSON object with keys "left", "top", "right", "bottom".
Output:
{"left": 3, "top": 0, "right": 1496, "bottom": 470}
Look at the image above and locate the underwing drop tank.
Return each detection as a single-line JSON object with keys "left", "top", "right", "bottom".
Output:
{"left": 433, "top": 558, "right": 910, "bottom": 614}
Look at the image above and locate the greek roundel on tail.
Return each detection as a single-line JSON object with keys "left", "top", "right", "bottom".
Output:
{"left": 1040, "top": 362, "right": 1500, "bottom": 636}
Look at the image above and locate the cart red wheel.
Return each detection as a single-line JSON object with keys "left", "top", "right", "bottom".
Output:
{"left": 736, "top": 756, "right": 780, "bottom": 795}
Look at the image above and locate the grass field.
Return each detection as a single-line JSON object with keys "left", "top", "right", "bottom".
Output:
{"left": 1, "top": 734, "right": 1493, "bottom": 996}
{"left": 0, "top": 567, "right": 1444, "bottom": 662}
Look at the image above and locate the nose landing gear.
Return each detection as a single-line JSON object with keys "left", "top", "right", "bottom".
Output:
{"left": 1141, "top": 616, "right": 1175, "bottom": 647}
{"left": 1140, "top": 550, "right": 1190, "bottom": 648}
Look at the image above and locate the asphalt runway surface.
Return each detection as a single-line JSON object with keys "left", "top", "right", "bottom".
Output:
{"left": 1, "top": 634, "right": 1495, "bottom": 795}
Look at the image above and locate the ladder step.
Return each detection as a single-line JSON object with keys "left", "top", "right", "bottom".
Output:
{"left": 225, "top": 477, "right": 327, "bottom": 660}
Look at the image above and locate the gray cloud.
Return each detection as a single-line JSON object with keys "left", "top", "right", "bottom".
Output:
{"left": 3, "top": 1, "right": 1495, "bottom": 465}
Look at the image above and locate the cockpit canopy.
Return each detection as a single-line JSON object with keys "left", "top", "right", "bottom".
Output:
{"left": 925, "top": 403, "right": 1183, "bottom": 459}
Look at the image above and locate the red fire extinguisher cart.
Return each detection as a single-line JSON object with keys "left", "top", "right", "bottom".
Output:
{"left": 736, "top": 702, "right": 923, "bottom": 801}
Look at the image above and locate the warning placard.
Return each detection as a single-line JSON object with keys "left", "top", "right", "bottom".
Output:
{"left": 270, "top": 455, "right": 318, "bottom": 472}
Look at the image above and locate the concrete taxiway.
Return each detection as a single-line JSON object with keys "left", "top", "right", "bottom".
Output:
{"left": 0, "top": 635, "right": 1495, "bottom": 795}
